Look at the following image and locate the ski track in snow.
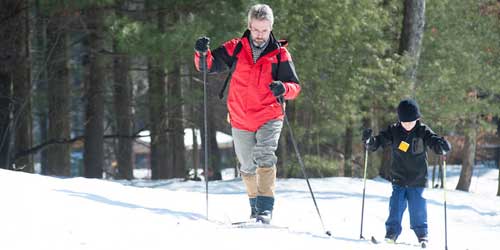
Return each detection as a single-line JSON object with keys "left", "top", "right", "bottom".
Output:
{"left": 0, "top": 165, "right": 498, "bottom": 250}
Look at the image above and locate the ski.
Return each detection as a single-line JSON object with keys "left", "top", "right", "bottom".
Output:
{"left": 370, "top": 236, "right": 398, "bottom": 245}
{"left": 370, "top": 236, "right": 381, "bottom": 244}
{"left": 370, "top": 236, "right": 397, "bottom": 245}
{"left": 230, "top": 220, "right": 288, "bottom": 230}
{"left": 370, "top": 236, "right": 427, "bottom": 248}
{"left": 231, "top": 220, "right": 254, "bottom": 225}
{"left": 420, "top": 241, "right": 427, "bottom": 249}
{"left": 228, "top": 219, "right": 331, "bottom": 238}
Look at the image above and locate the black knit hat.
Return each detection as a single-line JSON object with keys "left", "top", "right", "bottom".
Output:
{"left": 397, "top": 99, "right": 421, "bottom": 122}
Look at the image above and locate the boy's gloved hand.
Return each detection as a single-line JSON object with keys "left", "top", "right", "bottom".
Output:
{"left": 362, "top": 128, "right": 373, "bottom": 143}
{"left": 436, "top": 137, "right": 451, "bottom": 155}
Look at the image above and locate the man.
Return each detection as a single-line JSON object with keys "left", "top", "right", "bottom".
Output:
{"left": 194, "top": 4, "right": 300, "bottom": 224}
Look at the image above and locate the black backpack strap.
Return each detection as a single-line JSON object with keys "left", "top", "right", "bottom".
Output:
{"left": 274, "top": 44, "right": 281, "bottom": 80}
{"left": 274, "top": 44, "right": 283, "bottom": 103}
{"left": 218, "top": 41, "right": 282, "bottom": 99}
{"left": 218, "top": 41, "right": 243, "bottom": 99}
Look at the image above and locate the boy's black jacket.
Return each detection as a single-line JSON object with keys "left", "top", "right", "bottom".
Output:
{"left": 367, "top": 120, "right": 443, "bottom": 187}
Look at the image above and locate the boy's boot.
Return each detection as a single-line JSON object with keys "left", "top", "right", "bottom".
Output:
{"left": 418, "top": 236, "right": 428, "bottom": 248}
{"left": 255, "top": 166, "right": 276, "bottom": 224}
{"left": 384, "top": 233, "right": 397, "bottom": 244}
{"left": 241, "top": 173, "right": 258, "bottom": 219}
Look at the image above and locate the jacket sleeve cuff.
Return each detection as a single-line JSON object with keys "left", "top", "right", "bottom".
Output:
{"left": 283, "top": 82, "right": 301, "bottom": 100}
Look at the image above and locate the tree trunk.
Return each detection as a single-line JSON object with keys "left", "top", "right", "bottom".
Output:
{"left": 12, "top": 0, "right": 32, "bottom": 172}
{"left": 278, "top": 127, "right": 288, "bottom": 177}
{"left": 148, "top": 57, "right": 168, "bottom": 180}
{"left": 497, "top": 118, "right": 500, "bottom": 196}
{"left": 112, "top": 3, "right": 134, "bottom": 180}
{"left": 113, "top": 50, "right": 133, "bottom": 180}
{"left": 399, "top": 0, "right": 425, "bottom": 91}
{"left": 39, "top": 113, "right": 48, "bottom": 174}
{"left": 33, "top": 0, "right": 49, "bottom": 174}
{"left": 0, "top": 2, "right": 12, "bottom": 170}
{"left": 200, "top": 114, "right": 222, "bottom": 181}
{"left": 147, "top": 0, "right": 168, "bottom": 180}
{"left": 281, "top": 102, "right": 296, "bottom": 177}
{"left": 208, "top": 117, "right": 221, "bottom": 180}
{"left": 46, "top": 9, "right": 71, "bottom": 176}
{"left": 0, "top": 1, "right": 29, "bottom": 170}
{"left": 192, "top": 127, "right": 199, "bottom": 179}
{"left": 456, "top": 117, "right": 477, "bottom": 192}
{"left": 343, "top": 125, "right": 353, "bottom": 177}
{"left": 360, "top": 116, "right": 371, "bottom": 178}
{"left": 0, "top": 76, "right": 12, "bottom": 169}
{"left": 498, "top": 159, "right": 500, "bottom": 196}
{"left": 83, "top": 7, "right": 105, "bottom": 178}
{"left": 188, "top": 65, "right": 200, "bottom": 180}
{"left": 167, "top": 57, "right": 186, "bottom": 178}
{"left": 378, "top": 115, "right": 392, "bottom": 180}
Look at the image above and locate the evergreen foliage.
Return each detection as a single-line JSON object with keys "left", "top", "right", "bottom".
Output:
{"left": 0, "top": 0, "right": 498, "bottom": 192}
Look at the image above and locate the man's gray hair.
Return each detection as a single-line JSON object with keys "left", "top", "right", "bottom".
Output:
{"left": 247, "top": 4, "right": 274, "bottom": 27}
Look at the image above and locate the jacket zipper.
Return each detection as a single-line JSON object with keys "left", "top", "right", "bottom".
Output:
{"left": 257, "top": 64, "right": 263, "bottom": 87}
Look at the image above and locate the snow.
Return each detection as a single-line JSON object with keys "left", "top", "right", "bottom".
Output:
{"left": 1, "top": 165, "right": 499, "bottom": 250}
{"left": 182, "top": 128, "right": 233, "bottom": 149}
{"left": 137, "top": 129, "right": 233, "bottom": 149}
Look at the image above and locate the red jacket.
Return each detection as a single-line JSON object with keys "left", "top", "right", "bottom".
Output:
{"left": 194, "top": 30, "right": 301, "bottom": 132}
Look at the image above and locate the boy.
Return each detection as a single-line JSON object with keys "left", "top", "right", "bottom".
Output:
{"left": 362, "top": 99, "right": 451, "bottom": 246}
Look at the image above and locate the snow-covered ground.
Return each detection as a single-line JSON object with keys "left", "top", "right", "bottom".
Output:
{"left": 1, "top": 165, "right": 498, "bottom": 250}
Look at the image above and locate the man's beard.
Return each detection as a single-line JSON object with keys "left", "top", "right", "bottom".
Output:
{"left": 252, "top": 38, "right": 267, "bottom": 48}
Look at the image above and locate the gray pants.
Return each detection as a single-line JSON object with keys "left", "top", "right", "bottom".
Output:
{"left": 232, "top": 119, "right": 283, "bottom": 174}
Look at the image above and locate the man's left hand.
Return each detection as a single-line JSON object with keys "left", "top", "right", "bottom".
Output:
{"left": 269, "top": 81, "right": 286, "bottom": 97}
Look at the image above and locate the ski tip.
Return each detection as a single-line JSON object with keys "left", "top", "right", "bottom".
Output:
{"left": 420, "top": 241, "right": 427, "bottom": 248}
{"left": 325, "top": 230, "right": 332, "bottom": 237}
{"left": 370, "top": 236, "right": 379, "bottom": 244}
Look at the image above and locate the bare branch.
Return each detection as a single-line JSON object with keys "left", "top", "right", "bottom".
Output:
{"left": 12, "top": 127, "right": 172, "bottom": 163}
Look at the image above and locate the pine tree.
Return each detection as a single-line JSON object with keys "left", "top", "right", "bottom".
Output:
{"left": 0, "top": 0, "right": 32, "bottom": 171}
{"left": 418, "top": 0, "right": 500, "bottom": 192}
{"left": 112, "top": 1, "right": 133, "bottom": 180}
{"left": 46, "top": 2, "right": 71, "bottom": 176}
{"left": 83, "top": 5, "right": 106, "bottom": 178}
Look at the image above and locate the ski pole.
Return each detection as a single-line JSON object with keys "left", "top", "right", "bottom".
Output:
{"left": 201, "top": 53, "right": 209, "bottom": 220}
{"left": 442, "top": 153, "right": 448, "bottom": 250}
{"left": 278, "top": 97, "right": 331, "bottom": 236}
{"left": 432, "top": 162, "right": 436, "bottom": 188}
{"left": 359, "top": 140, "right": 369, "bottom": 239}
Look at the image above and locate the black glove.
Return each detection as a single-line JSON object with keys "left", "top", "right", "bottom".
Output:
{"left": 195, "top": 36, "right": 210, "bottom": 53}
{"left": 435, "top": 137, "right": 451, "bottom": 155}
{"left": 362, "top": 128, "right": 372, "bottom": 143}
{"left": 269, "top": 81, "right": 286, "bottom": 97}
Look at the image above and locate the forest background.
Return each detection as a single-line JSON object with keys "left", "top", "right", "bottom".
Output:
{"left": 1, "top": 0, "right": 499, "bottom": 195}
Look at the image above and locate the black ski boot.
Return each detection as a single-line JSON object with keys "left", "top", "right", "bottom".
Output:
{"left": 256, "top": 210, "right": 272, "bottom": 224}
{"left": 255, "top": 196, "right": 274, "bottom": 224}
{"left": 249, "top": 198, "right": 257, "bottom": 219}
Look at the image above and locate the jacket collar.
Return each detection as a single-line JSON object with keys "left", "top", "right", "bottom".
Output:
{"left": 242, "top": 29, "right": 279, "bottom": 58}
{"left": 398, "top": 120, "right": 421, "bottom": 133}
